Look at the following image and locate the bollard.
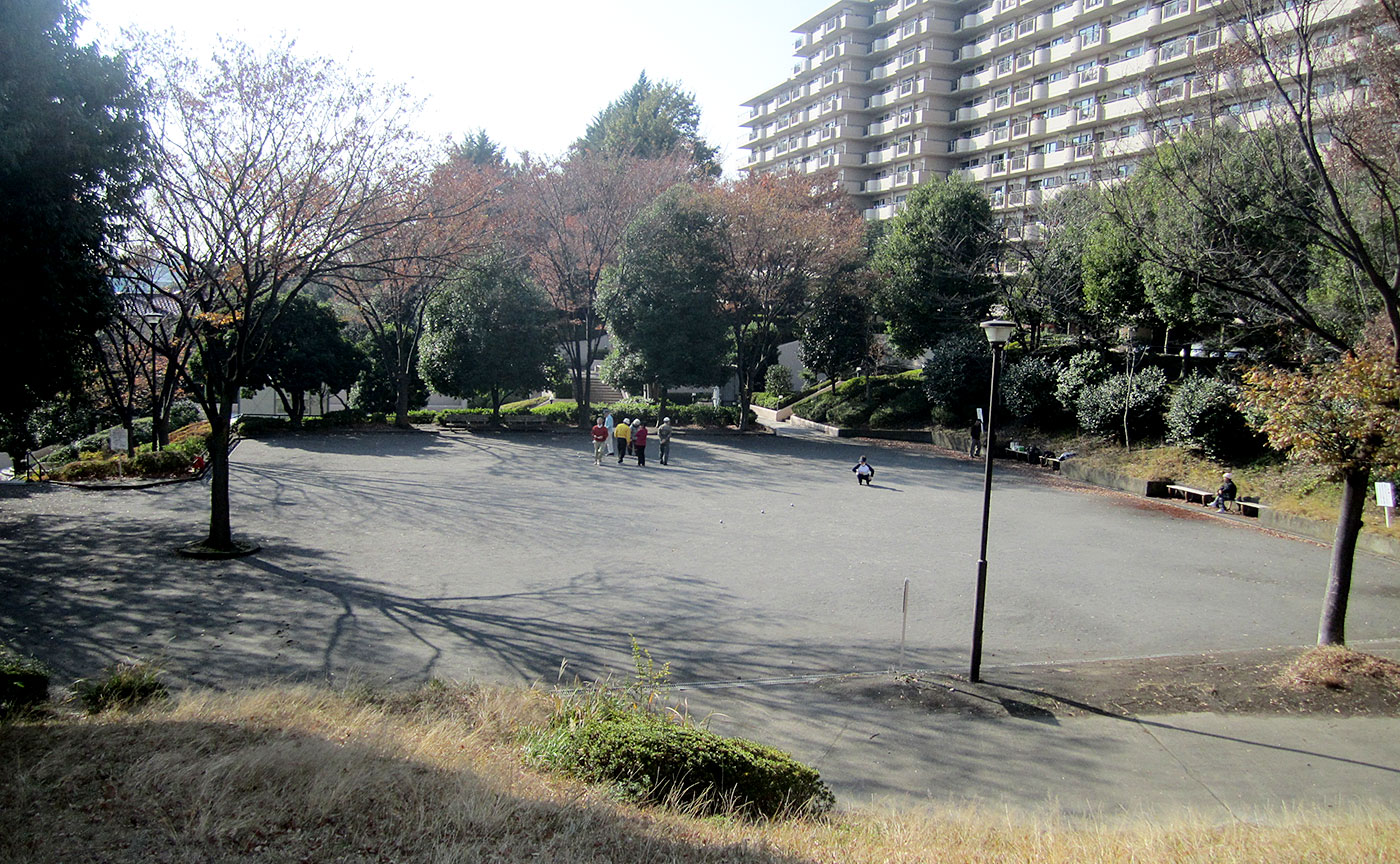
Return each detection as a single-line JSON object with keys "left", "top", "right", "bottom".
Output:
{"left": 899, "top": 578, "right": 910, "bottom": 669}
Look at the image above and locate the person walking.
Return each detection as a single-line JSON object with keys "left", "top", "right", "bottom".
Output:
{"left": 969, "top": 417, "right": 983, "bottom": 458}
{"left": 853, "top": 455, "right": 874, "bottom": 486}
{"left": 657, "top": 416, "right": 672, "bottom": 465}
{"left": 634, "top": 420, "right": 648, "bottom": 466}
{"left": 614, "top": 418, "right": 631, "bottom": 464}
{"left": 629, "top": 417, "right": 642, "bottom": 453}
{"left": 604, "top": 411, "right": 617, "bottom": 457}
{"left": 590, "top": 417, "right": 608, "bottom": 466}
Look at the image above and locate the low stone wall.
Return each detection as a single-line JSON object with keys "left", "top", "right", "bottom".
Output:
{"left": 749, "top": 403, "right": 795, "bottom": 424}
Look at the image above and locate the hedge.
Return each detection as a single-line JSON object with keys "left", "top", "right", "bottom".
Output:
{"left": 529, "top": 710, "right": 833, "bottom": 818}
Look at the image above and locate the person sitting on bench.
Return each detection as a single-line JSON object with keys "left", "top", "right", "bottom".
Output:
{"left": 1209, "top": 472, "right": 1237, "bottom": 512}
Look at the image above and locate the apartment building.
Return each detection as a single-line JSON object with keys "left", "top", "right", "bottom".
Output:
{"left": 740, "top": 0, "right": 1364, "bottom": 234}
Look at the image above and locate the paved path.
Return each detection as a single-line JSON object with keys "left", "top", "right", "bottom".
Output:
{"left": 2, "top": 427, "right": 1397, "bottom": 819}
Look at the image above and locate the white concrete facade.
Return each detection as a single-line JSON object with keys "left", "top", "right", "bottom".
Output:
{"left": 741, "top": 0, "right": 1367, "bottom": 233}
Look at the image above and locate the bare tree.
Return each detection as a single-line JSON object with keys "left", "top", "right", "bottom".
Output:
{"left": 710, "top": 171, "right": 866, "bottom": 430}
{"left": 509, "top": 149, "right": 691, "bottom": 425}
{"left": 331, "top": 157, "right": 504, "bottom": 427}
{"left": 119, "top": 36, "right": 437, "bottom": 554}
{"left": 1216, "top": 0, "right": 1400, "bottom": 358}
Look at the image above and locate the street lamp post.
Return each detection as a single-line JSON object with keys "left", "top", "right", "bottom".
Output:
{"left": 143, "top": 311, "right": 163, "bottom": 451}
{"left": 970, "top": 319, "right": 1015, "bottom": 683}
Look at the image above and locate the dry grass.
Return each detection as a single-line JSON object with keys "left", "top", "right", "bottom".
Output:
{"left": 2, "top": 683, "right": 1398, "bottom": 863}
{"left": 1048, "top": 439, "right": 1400, "bottom": 541}
{"left": 1279, "top": 646, "right": 1400, "bottom": 691}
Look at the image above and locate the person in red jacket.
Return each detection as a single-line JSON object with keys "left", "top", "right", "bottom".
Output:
{"left": 633, "top": 421, "right": 648, "bottom": 467}
{"left": 590, "top": 417, "right": 608, "bottom": 466}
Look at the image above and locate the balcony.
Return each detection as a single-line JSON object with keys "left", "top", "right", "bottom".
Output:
{"left": 1049, "top": 40, "right": 1076, "bottom": 63}
{"left": 1102, "top": 94, "right": 1144, "bottom": 120}
{"left": 1044, "top": 110, "right": 1073, "bottom": 133}
{"left": 1042, "top": 147, "right": 1073, "bottom": 168}
{"left": 1107, "top": 9, "right": 1160, "bottom": 44}
{"left": 1051, "top": 2, "right": 1082, "bottom": 28}
{"left": 1105, "top": 53, "right": 1151, "bottom": 81}
{"left": 1075, "top": 66, "right": 1103, "bottom": 87}
{"left": 1047, "top": 76, "right": 1073, "bottom": 100}
{"left": 957, "top": 101, "right": 992, "bottom": 122}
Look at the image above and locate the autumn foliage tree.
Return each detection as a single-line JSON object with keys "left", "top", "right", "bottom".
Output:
{"left": 511, "top": 149, "right": 691, "bottom": 425}
{"left": 119, "top": 37, "right": 442, "bottom": 554}
{"left": 1240, "top": 326, "right": 1400, "bottom": 645}
{"left": 709, "top": 171, "right": 866, "bottom": 430}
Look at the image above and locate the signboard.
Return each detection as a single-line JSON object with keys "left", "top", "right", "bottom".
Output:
{"left": 1377, "top": 482, "right": 1396, "bottom": 509}
{"left": 109, "top": 427, "right": 128, "bottom": 453}
{"left": 977, "top": 407, "right": 985, "bottom": 424}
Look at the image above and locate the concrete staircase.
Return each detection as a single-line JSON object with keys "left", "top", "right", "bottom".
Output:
{"left": 582, "top": 375, "right": 627, "bottom": 405}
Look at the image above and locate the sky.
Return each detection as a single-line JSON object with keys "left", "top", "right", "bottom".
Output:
{"left": 79, "top": 0, "right": 825, "bottom": 175}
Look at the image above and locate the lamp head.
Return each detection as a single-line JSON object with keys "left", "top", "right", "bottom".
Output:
{"left": 980, "top": 319, "right": 1015, "bottom": 347}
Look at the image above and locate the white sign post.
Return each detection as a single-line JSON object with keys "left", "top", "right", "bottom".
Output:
{"left": 1377, "top": 482, "right": 1396, "bottom": 528}
{"left": 109, "top": 427, "right": 128, "bottom": 454}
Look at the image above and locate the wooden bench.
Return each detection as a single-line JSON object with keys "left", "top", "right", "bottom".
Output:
{"left": 1231, "top": 497, "right": 1270, "bottom": 517}
{"left": 1165, "top": 484, "right": 1213, "bottom": 505}
{"left": 441, "top": 413, "right": 489, "bottom": 431}
{"left": 501, "top": 415, "right": 547, "bottom": 431}
{"left": 1040, "top": 456, "right": 1061, "bottom": 472}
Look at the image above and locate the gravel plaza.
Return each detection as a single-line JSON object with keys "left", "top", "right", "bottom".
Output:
{"left": 3, "top": 427, "right": 1399, "bottom": 815}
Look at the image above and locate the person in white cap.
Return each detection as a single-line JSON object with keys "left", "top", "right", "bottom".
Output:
{"left": 658, "top": 416, "right": 673, "bottom": 465}
{"left": 1210, "top": 472, "right": 1237, "bottom": 512}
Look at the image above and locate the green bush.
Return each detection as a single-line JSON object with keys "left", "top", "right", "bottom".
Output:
{"left": 1076, "top": 366, "right": 1170, "bottom": 442}
{"left": 1166, "top": 375, "right": 1260, "bottom": 461}
{"left": 528, "top": 710, "right": 833, "bottom": 818}
{"left": 131, "top": 449, "right": 195, "bottom": 476}
{"left": 1002, "top": 356, "right": 1066, "bottom": 427}
{"left": 763, "top": 365, "right": 795, "bottom": 398}
{"left": 921, "top": 336, "right": 991, "bottom": 420}
{"left": 1055, "top": 350, "right": 1111, "bottom": 412}
{"left": 0, "top": 647, "right": 49, "bottom": 717}
{"left": 235, "top": 416, "right": 291, "bottom": 437}
{"left": 530, "top": 401, "right": 582, "bottom": 424}
{"left": 675, "top": 404, "right": 742, "bottom": 427}
{"left": 50, "top": 459, "right": 124, "bottom": 481}
{"left": 75, "top": 661, "right": 168, "bottom": 714}
{"left": 500, "top": 397, "right": 548, "bottom": 415}
{"left": 168, "top": 400, "right": 203, "bottom": 429}
{"left": 407, "top": 409, "right": 440, "bottom": 424}
{"left": 868, "top": 388, "right": 931, "bottom": 428}
{"left": 750, "top": 391, "right": 784, "bottom": 410}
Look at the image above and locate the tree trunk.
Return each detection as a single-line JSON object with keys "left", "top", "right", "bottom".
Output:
{"left": 394, "top": 369, "right": 411, "bottom": 428}
{"left": 1319, "top": 464, "right": 1369, "bottom": 645}
{"left": 275, "top": 388, "right": 299, "bottom": 428}
{"left": 491, "top": 386, "right": 501, "bottom": 421}
{"left": 122, "top": 409, "right": 137, "bottom": 459}
{"left": 205, "top": 410, "right": 234, "bottom": 551}
{"left": 290, "top": 391, "right": 306, "bottom": 427}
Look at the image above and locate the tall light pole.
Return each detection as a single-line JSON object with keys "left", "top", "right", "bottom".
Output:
{"left": 970, "top": 318, "right": 1015, "bottom": 683}
{"left": 143, "top": 310, "right": 163, "bottom": 451}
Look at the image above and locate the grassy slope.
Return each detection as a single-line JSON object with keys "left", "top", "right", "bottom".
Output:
{"left": 2, "top": 683, "right": 1397, "bottom": 863}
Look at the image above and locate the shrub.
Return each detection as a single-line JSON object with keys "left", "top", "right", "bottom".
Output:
{"left": 500, "top": 397, "right": 548, "bottom": 415}
{"left": 750, "top": 391, "right": 784, "bottom": 410}
{"left": 50, "top": 459, "right": 124, "bottom": 481}
{"left": 131, "top": 449, "right": 195, "bottom": 477}
{"left": 922, "top": 335, "right": 991, "bottom": 420}
{"left": 1002, "top": 356, "right": 1066, "bottom": 427}
{"left": 0, "top": 647, "right": 49, "bottom": 717}
{"left": 869, "top": 388, "right": 931, "bottom": 428}
{"left": 674, "top": 404, "right": 741, "bottom": 427}
{"left": 235, "top": 416, "right": 291, "bottom": 437}
{"left": 1076, "top": 366, "right": 1170, "bottom": 443}
{"left": 75, "top": 661, "right": 168, "bottom": 714}
{"left": 530, "top": 401, "right": 581, "bottom": 424}
{"left": 168, "top": 400, "right": 203, "bottom": 429}
{"left": 1166, "top": 375, "right": 1260, "bottom": 461}
{"left": 763, "top": 365, "right": 795, "bottom": 398}
{"left": 528, "top": 709, "right": 833, "bottom": 819}
{"left": 406, "top": 409, "right": 439, "bottom": 424}
{"left": 1055, "top": 350, "right": 1111, "bottom": 412}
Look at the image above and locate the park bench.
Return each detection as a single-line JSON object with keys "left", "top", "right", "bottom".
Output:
{"left": 1230, "top": 496, "right": 1270, "bottom": 517}
{"left": 1165, "top": 484, "right": 1213, "bottom": 505}
{"left": 501, "top": 415, "right": 547, "bottom": 432}
{"left": 441, "top": 413, "right": 490, "bottom": 431}
{"left": 1039, "top": 455, "right": 1061, "bottom": 472}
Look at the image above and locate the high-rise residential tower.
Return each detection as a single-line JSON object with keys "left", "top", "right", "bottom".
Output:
{"left": 741, "top": 0, "right": 1364, "bottom": 234}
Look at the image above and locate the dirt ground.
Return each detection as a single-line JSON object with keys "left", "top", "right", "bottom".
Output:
{"left": 817, "top": 644, "right": 1400, "bottom": 721}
